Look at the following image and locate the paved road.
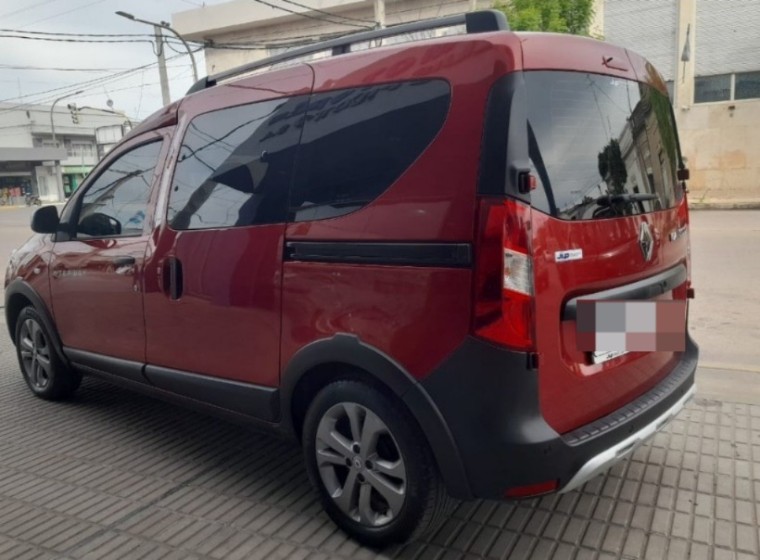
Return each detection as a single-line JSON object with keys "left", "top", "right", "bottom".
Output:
{"left": 0, "top": 329, "right": 758, "bottom": 560}
{"left": 0, "top": 206, "right": 758, "bottom": 558}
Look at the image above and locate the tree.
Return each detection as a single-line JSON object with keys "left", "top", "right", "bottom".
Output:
{"left": 494, "top": 0, "right": 595, "bottom": 35}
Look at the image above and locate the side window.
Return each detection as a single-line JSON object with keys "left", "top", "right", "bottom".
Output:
{"left": 77, "top": 141, "right": 163, "bottom": 238}
{"left": 290, "top": 80, "right": 451, "bottom": 222}
{"left": 168, "top": 96, "right": 308, "bottom": 230}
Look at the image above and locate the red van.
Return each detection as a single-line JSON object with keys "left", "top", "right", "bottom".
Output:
{"left": 4, "top": 10, "right": 697, "bottom": 545}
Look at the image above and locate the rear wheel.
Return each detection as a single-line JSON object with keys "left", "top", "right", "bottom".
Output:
{"left": 302, "top": 379, "right": 454, "bottom": 546}
{"left": 15, "top": 307, "right": 81, "bottom": 400}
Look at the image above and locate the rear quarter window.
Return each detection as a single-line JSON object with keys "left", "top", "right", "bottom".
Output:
{"left": 289, "top": 79, "right": 451, "bottom": 222}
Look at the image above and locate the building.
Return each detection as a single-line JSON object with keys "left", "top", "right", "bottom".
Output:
{"left": 172, "top": 0, "right": 759, "bottom": 205}
{"left": 599, "top": 0, "right": 760, "bottom": 205}
{"left": 172, "top": 0, "right": 490, "bottom": 75}
{"left": 0, "top": 102, "right": 132, "bottom": 203}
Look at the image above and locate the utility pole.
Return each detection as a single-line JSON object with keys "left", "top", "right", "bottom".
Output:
{"left": 374, "top": 0, "right": 385, "bottom": 29}
{"left": 154, "top": 25, "right": 171, "bottom": 106}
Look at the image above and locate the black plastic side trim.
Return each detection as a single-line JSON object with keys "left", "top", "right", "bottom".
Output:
{"left": 83, "top": 368, "right": 281, "bottom": 435}
{"left": 65, "top": 348, "right": 147, "bottom": 384}
{"left": 144, "top": 365, "right": 279, "bottom": 422}
{"left": 280, "top": 334, "right": 472, "bottom": 499}
{"left": 4, "top": 280, "right": 68, "bottom": 366}
{"left": 563, "top": 264, "right": 688, "bottom": 321}
{"left": 285, "top": 242, "right": 472, "bottom": 268}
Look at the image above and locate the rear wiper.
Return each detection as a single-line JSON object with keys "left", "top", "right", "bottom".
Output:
{"left": 594, "top": 193, "right": 658, "bottom": 206}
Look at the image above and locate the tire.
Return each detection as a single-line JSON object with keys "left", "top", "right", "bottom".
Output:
{"left": 302, "top": 379, "right": 455, "bottom": 546}
{"left": 14, "top": 307, "right": 81, "bottom": 400}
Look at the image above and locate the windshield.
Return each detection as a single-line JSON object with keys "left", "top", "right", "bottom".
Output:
{"left": 525, "top": 71, "right": 682, "bottom": 220}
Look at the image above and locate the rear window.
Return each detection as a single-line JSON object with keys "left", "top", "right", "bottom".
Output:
{"left": 525, "top": 71, "right": 681, "bottom": 220}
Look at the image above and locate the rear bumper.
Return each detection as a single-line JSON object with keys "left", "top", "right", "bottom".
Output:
{"left": 560, "top": 384, "right": 694, "bottom": 493}
{"left": 420, "top": 335, "right": 698, "bottom": 500}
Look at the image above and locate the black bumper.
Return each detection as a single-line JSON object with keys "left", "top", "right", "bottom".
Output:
{"left": 420, "top": 335, "right": 698, "bottom": 499}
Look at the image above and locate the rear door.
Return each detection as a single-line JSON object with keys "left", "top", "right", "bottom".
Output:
{"left": 523, "top": 71, "right": 690, "bottom": 433}
{"left": 142, "top": 65, "right": 313, "bottom": 408}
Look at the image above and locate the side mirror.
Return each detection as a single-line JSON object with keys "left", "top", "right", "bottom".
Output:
{"left": 677, "top": 168, "right": 690, "bottom": 181}
{"left": 30, "top": 206, "right": 60, "bottom": 234}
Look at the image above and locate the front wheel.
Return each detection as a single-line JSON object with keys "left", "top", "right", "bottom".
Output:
{"left": 302, "top": 380, "right": 454, "bottom": 546}
{"left": 15, "top": 307, "right": 81, "bottom": 400}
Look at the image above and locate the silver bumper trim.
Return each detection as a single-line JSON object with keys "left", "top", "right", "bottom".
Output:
{"left": 560, "top": 385, "right": 695, "bottom": 494}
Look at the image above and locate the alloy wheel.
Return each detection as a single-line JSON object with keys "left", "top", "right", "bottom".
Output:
{"left": 315, "top": 402, "right": 407, "bottom": 527}
{"left": 18, "top": 318, "right": 52, "bottom": 391}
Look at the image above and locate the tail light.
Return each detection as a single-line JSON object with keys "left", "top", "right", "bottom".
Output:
{"left": 472, "top": 197, "right": 535, "bottom": 351}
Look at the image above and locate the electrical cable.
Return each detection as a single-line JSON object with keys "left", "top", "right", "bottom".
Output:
{"left": 0, "top": 50, "right": 199, "bottom": 114}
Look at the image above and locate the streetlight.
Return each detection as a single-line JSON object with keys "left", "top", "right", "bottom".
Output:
{"left": 50, "top": 90, "right": 83, "bottom": 147}
{"left": 115, "top": 11, "right": 198, "bottom": 82}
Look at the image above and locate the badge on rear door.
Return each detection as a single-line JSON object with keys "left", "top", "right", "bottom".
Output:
{"left": 555, "top": 249, "right": 583, "bottom": 262}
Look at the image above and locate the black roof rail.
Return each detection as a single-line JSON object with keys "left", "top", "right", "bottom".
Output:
{"left": 186, "top": 9, "right": 508, "bottom": 95}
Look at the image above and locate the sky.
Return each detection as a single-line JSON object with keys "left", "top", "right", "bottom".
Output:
{"left": 0, "top": 0, "right": 227, "bottom": 123}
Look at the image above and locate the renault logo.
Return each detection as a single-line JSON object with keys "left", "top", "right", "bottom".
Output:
{"left": 639, "top": 222, "right": 654, "bottom": 262}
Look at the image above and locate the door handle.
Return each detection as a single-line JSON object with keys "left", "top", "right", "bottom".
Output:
{"left": 163, "top": 257, "right": 183, "bottom": 300}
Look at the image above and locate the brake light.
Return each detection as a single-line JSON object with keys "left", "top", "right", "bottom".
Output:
{"left": 472, "top": 197, "right": 535, "bottom": 351}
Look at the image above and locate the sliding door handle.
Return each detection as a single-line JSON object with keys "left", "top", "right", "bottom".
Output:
{"left": 163, "top": 257, "right": 184, "bottom": 300}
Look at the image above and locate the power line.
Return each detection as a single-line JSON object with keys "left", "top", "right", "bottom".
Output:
{"left": 18, "top": 0, "right": 108, "bottom": 29}
{"left": 0, "top": 33, "right": 192, "bottom": 46}
{"left": 251, "top": 0, "right": 372, "bottom": 29}
{"left": 0, "top": 64, "right": 188, "bottom": 72}
{"left": 0, "top": 0, "right": 57, "bottom": 20}
{"left": 0, "top": 29, "right": 160, "bottom": 38}
{"left": 0, "top": 51, "right": 196, "bottom": 114}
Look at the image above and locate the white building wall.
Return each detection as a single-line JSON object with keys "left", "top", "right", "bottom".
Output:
{"left": 604, "top": 0, "right": 677, "bottom": 80}
{"left": 603, "top": 0, "right": 760, "bottom": 204}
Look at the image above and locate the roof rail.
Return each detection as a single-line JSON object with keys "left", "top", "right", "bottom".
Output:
{"left": 186, "top": 9, "right": 509, "bottom": 94}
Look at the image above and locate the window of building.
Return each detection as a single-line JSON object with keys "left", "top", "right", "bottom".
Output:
{"left": 289, "top": 79, "right": 451, "bottom": 222}
{"left": 168, "top": 95, "right": 308, "bottom": 230}
{"left": 67, "top": 142, "right": 95, "bottom": 158}
{"left": 735, "top": 71, "right": 760, "bottom": 101}
{"left": 77, "top": 141, "right": 163, "bottom": 238}
{"left": 694, "top": 74, "right": 731, "bottom": 103}
{"left": 695, "top": 72, "right": 760, "bottom": 103}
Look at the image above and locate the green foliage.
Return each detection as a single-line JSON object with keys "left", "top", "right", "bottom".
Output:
{"left": 598, "top": 139, "right": 627, "bottom": 194}
{"left": 494, "top": 0, "right": 595, "bottom": 35}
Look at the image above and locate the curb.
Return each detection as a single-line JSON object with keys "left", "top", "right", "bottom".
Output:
{"left": 689, "top": 200, "right": 760, "bottom": 210}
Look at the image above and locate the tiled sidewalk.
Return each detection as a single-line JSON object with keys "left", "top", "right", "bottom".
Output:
{"left": 0, "top": 330, "right": 758, "bottom": 560}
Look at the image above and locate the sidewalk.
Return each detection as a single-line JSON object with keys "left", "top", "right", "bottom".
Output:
{"left": 0, "top": 324, "right": 758, "bottom": 560}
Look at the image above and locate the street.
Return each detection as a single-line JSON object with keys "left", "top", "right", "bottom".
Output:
{"left": 0, "top": 207, "right": 758, "bottom": 559}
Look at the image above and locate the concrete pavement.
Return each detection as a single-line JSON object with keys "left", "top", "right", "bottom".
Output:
{"left": 0, "top": 328, "right": 758, "bottom": 560}
{"left": 0, "top": 206, "right": 758, "bottom": 558}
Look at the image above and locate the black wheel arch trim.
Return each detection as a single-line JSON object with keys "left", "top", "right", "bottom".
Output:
{"left": 4, "top": 279, "right": 68, "bottom": 366}
{"left": 280, "top": 333, "right": 473, "bottom": 499}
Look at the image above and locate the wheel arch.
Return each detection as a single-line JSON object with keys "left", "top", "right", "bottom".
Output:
{"left": 4, "top": 280, "right": 68, "bottom": 365}
{"left": 280, "top": 334, "right": 473, "bottom": 499}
